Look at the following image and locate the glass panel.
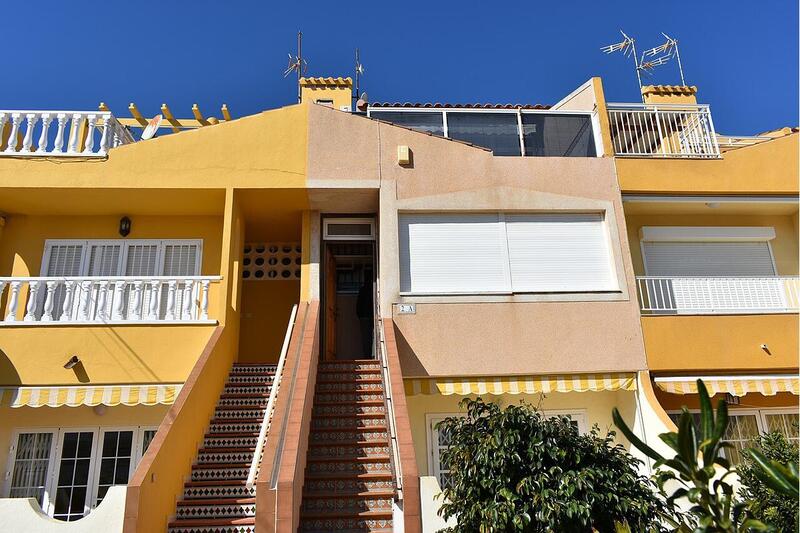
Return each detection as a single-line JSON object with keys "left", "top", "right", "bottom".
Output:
{"left": 369, "top": 111, "right": 444, "bottom": 136}
{"left": 94, "top": 431, "right": 134, "bottom": 507}
{"left": 446, "top": 112, "right": 521, "bottom": 156}
{"left": 763, "top": 413, "right": 800, "bottom": 442}
{"left": 160, "top": 244, "right": 200, "bottom": 319}
{"left": 9, "top": 432, "right": 53, "bottom": 506}
{"left": 53, "top": 431, "right": 94, "bottom": 521}
{"left": 42, "top": 244, "right": 85, "bottom": 320}
{"left": 722, "top": 414, "right": 760, "bottom": 464}
{"left": 141, "top": 430, "right": 157, "bottom": 455}
{"left": 522, "top": 114, "right": 596, "bottom": 157}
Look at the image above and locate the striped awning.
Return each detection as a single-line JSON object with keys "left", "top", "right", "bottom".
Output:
{"left": 404, "top": 373, "right": 637, "bottom": 396}
{"left": 0, "top": 384, "right": 182, "bottom": 408}
{"left": 654, "top": 375, "right": 800, "bottom": 397}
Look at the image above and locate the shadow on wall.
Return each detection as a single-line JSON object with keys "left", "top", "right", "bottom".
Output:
{"left": 0, "top": 348, "right": 21, "bottom": 385}
{"left": 393, "top": 323, "right": 428, "bottom": 377}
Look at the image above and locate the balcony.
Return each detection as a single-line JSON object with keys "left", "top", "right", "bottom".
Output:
{"left": 0, "top": 110, "right": 134, "bottom": 157}
{"left": 636, "top": 276, "right": 799, "bottom": 315}
{"left": 0, "top": 276, "right": 221, "bottom": 325}
{"left": 607, "top": 103, "right": 720, "bottom": 158}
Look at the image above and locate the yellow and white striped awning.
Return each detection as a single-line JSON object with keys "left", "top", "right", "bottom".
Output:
{"left": 0, "top": 384, "right": 182, "bottom": 408}
{"left": 404, "top": 373, "right": 637, "bottom": 396}
{"left": 655, "top": 375, "right": 800, "bottom": 397}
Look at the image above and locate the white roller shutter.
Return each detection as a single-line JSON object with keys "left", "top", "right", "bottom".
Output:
{"left": 643, "top": 242, "right": 776, "bottom": 276}
{"left": 505, "top": 213, "right": 617, "bottom": 292}
{"left": 399, "top": 214, "right": 510, "bottom": 294}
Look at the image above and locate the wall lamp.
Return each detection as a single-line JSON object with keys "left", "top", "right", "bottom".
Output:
{"left": 63, "top": 355, "right": 81, "bottom": 369}
{"left": 119, "top": 216, "right": 132, "bottom": 237}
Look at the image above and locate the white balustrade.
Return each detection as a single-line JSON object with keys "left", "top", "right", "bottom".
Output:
{"left": 636, "top": 276, "right": 800, "bottom": 314}
{"left": 607, "top": 103, "right": 720, "bottom": 158}
{"left": 0, "top": 276, "right": 220, "bottom": 324}
{"left": 0, "top": 110, "right": 134, "bottom": 157}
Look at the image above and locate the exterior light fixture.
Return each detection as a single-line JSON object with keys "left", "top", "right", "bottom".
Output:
{"left": 63, "top": 355, "right": 80, "bottom": 369}
{"left": 119, "top": 216, "right": 132, "bottom": 237}
{"left": 705, "top": 202, "right": 720, "bottom": 209}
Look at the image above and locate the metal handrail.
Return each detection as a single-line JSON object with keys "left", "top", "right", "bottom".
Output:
{"left": 246, "top": 303, "right": 298, "bottom": 487}
{"left": 375, "top": 277, "right": 404, "bottom": 500}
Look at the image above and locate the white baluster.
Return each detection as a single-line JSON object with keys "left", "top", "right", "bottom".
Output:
{"left": 67, "top": 114, "right": 83, "bottom": 154}
{"left": 147, "top": 280, "right": 160, "bottom": 320}
{"left": 181, "top": 280, "right": 195, "bottom": 320}
{"left": 98, "top": 115, "right": 112, "bottom": 154}
{"left": 199, "top": 280, "right": 210, "bottom": 320}
{"left": 112, "top": 126, "right": 121, "bottom": 148}
{"left": 95, "top": 280, "right": 109, "bottom": 320}
{"left": 0, "top": 282, "right": 6, "bottom": 310}
{"left": 4, "top": 113, "right": 22, "bottom": 153}
{"left": 5, "top": 281, "right": 21, "bottom": 321}
{"left": 76, "top": 281, "right": 92, "bottom": 321}
{"left": 131, "top": 281, "right": 144, "bottom": 320}
{"left": 20, "top": 114, "right": 38, "bottom": 153}
{"left": 111, "top": 280, "right": 125, "bottom": 320}
{"left": 165, "top": 281, "right": 178, "bottom": 320}
{"left": 59, "top": 281, "right": 76, "bottom": 321}
{"left": 0, "top": 114, "right": 7, "bottom": 149}
{"left": 36, "top": 114, "right": 53, "bottom": 153}
{"left": 52, "top": 114, "right": 68, "bottom": 153}
{"left": 24, "top": 281, "right": 41, "bottom": 321}
{"left": 41, "top": 281, "right": 57, "bottom": 321}
{"left": 81, "top": 115, "right": 97, "bottom": 154}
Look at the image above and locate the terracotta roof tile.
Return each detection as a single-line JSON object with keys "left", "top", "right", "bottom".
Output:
{"left": 370, "top": 102, "right": 550, "bottom": 110}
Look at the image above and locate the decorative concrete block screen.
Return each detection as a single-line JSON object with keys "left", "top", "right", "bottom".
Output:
{"left": 242, "top": 243, "right": 302, "bottom": 280}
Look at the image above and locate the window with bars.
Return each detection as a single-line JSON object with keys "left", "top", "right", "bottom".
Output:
{"left": 668, "top": 409, "right": 799, "bottom": 464}
{"left": 4, "top": 426, "right": 157, "bottom": 520}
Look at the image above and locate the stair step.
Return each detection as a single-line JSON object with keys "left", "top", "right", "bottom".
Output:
{"left": 168, "top": 517, "right": 255, "bottom": 533}
{"left": 312, "top": 403, "right": 385, "bottom": 416}
{"left": 302, "top": 492, "right": 394, "bottom": 513}
{"left": 299, "top": 510, "right": 393, "bottom": 532}
{"left": 230, "top": 364, "right": 277, "bottom": 373}
{"left": 308, "top": 443, "right": 390, "bottom": 458}
{"left": 216, "top": 397, "right": 268, "bottom": 408}
{"left": 311, "top": 416, "right": 386, "bottom": 430}
{"left": 175, "top": 498, "right": 256, "bottom": 520}
{"left": 196, "top": 449, "right": 255, "bottom": 464}
{"left": 226, "top": 374, "right": 275, "bottom": 384}
{"left": 203, "top": 434, "right": 259, "bottom": 448}
{"left": 314, "top": 391, "right": 385, "bottom": 403}
{"left": 315, "top": 382, "right": 384, "bottom": 393}
{"left": 306, "top": 459, "right": 392, "bottom": 475}
{"left": 191, "top": 464, "right": 250, "bottom": 482}
{"left": 214, "top": 407, "right": 265, "bottom": 419}
{"left": 208, "top": 421, "right": 263, "bottom": 433}
{"left": 182, "top": 481, "right": 255, "bottom": 500}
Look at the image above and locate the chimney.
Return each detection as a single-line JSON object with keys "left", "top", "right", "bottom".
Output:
{"left": 300, "top": 77, "right": 353, "bottom": 112}
{"left": 641, "top": 85, "right": 698, "bottom": 105}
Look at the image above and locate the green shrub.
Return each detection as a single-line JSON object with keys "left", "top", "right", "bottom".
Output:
{"left": 738, "top": 432, "right": 799, "bottom": 532}
{"left": 435, "top": 397, "right": 666, "bottom": 532}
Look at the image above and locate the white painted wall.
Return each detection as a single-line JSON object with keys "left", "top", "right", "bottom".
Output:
{"left": 0, "top": 486, "right": 125, "bottom": 533}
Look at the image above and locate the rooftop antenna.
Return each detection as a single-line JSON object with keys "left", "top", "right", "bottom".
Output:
{"left": 354, "top": 48, "right": 365, "bottom": 101}
{"left": 601, "top": 30, "right": 644, "bottom": 101}
{"left": 284, "top": 31, "right": 307, "bottom": 103}
{"left": 640, "top": 33, "right": 685, "bottom": 85}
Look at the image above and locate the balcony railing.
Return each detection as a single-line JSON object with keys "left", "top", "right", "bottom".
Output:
{"left": 0, "top": 276, "right": 221, "bottom": 325}
{"left": 0, "top": 110, "right": 134, "bottom": 157}
{"left": 636, "top": 276, "right": 800, "bottom": 314}
{"left": 607, "top": 103, "right": 720, "bottom": 158}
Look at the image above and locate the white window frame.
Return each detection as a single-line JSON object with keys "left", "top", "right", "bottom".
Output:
{"left": 400, "top": 212, "right": 618, "bottom": 296}
{"left": 426, "top": 409, "right": 589, "bottom": 485}
{"left": 4, "top": 426, "right": 157, "bottom": 519}
{"left": 322, "top": 218, "right": 376, "bottom": 241}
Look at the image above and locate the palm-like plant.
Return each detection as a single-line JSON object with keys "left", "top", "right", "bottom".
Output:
{"left": 612, "top": 379, "right": 770, "bottom": 532}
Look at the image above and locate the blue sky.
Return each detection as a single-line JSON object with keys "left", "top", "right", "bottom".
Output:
{"left": 3, "top": 1, "right": 796, "bottom": 134}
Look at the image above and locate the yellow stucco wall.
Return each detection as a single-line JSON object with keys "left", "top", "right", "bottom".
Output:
{"left": 615, "top": 134, "right": 799, "bottom": 195}
{"left": 625, "top": 213, "right": 800, "bottom": 276}
{"left": 405, "top": 390, "right": 638, "bottom": 477}
{"left": 239, "top": 280, "right": 299, "bottom": 363}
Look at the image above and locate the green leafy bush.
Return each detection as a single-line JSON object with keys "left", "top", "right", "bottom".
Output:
{"left": 738, "top": 432, "right": 799, "bottom": 532}
{"left": 435, "top": 397, "right": 666, "bottom": 532}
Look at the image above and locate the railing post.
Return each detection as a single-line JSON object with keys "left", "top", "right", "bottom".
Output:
{"left": 199, "top": 280, "right": 210, "bottom": 320}
{"left": 130, "top": 281, "right": 144, "bottom": 320}
{"left": 20, "top": 113, "right": 38, "bottom": 153}
{"left": 5, "top": 281, "right": 21, "bottom": 321}
{"left": 36, "top": 113, "right": 53, "bottom": 153}
{"left": 67, "top": 113, "right": 83, "bottom": 154}
{"left": 23, "top": 280, "right": 41, "bottom": 321}
{"left": 60, "top": 280, "right": 76, "bottom": 322}
{"left": 147, "top": 280, "right": 160, "bottom": 320}
{"left": 4, "top": 113, "right": 22, "bottom": 153}
{"left": 111, "top": 280, "right": 126, "bottom": 320}
{"left": 76, "top": 280, "right": 92, "bottom": 321}
{"left": 52, "top": 114, "right": 68, "bottom": 153}
{"left": 41, "top": 281, "right": 57, "bottom": 321}
{"left": 81, "top": 114, "right": 98, "bottom": 154}
{"left": 95, "top": 280, "right": 110, "bottom": 321}
{"left": 165, "top": 280, "right": 178, "bottom": 320}
{"left": 181, "top": 280, "right": 195, "bottom": 320}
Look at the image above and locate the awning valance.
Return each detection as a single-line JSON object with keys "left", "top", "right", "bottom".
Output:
{"left": 404, "top": 373, "right": 637, "bottom": 396}
{"left": 0, "top": 384, "right": 182, "bottom": 408}
{"left": 654, "top": 375, "right": 799, "bottom": 397}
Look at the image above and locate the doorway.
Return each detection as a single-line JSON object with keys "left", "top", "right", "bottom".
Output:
{"left": 322, "top": 240, "right": 376, "bottom": 361}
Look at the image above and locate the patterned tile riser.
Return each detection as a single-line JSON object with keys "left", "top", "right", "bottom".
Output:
{"left": 319, "top": 372, "right": 381, "bottom": 381}
{"left": 229, "top": 365, "right": 277, "bottom": 374}
{"left": 223, "top": 385, "right": 271, "bottom": 394}
{"left": 170, "top": 526, "right": 255, "bottom": 533}
{"left": 176, "top": 503, "right": 256, "bottom": 519}
{"left": 216, "top": 397, "right": 268, "bottom": 408}
{"left": 191, "top": 466, "right": 250, "bottom": 481}
{"left": 313, "top": 403, "right": 385, "bottom": 416}
{"left": 315, "top": 382, "right": 384, "bottom": 392}
{"left": 182, "top": 485, "right": 256, "bottom": 499}
{"left": 213, "top": 408, "right": 265, "bottom": 419}
{"left": 308, "top": 444, "right": 390, "bottom": 457}
{"left": 302, "top": 496, "right": 393, "bottom": 512}
{"left": 306, "top": 460, "right": 391, "bottom": 474}
{"left": 309, "top": 430, "right": 389, "bottom": 442}
{"left": 226, "top": 374, "right": 275, "bottom": 384}
{"left": 311, "top": 417, "right": 386, "bottom": 429}
{"left": 314, "top": 392, "right": 385, "bottom": 403}
{"left": 303, "top": 478, "right": 394, "bottom": 493}
{"left": 208, "top": 421, "right": 263, "bottom": 433}
{"left": 196, "top": 451, "right": 255, "bottom": 464}
{"left": 300, "top": 518, "right": 392, "bottom": 531}
{"left": 318, "top": 363, "right": 381, "bottom": 372}
{"left": 203, "top": 436, "right": 259, "bottom": 448}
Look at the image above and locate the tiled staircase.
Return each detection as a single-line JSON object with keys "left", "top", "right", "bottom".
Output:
{"left": 168, "top": 363, "right": 277, "bottom": 533}
{"left": 299, "top": 359, "right": 395, "bottom": 533}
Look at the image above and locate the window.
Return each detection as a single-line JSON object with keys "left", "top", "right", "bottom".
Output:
{"left": 4, "top": 426, "right": 156, "bottom": 520}
{"left": 521, "top": 114, "right": 596, "bottom": 157}
{"left": 399, "top": 213, "right": 617, "bottom": 294}
{"left": 427, "top": 410, "right": 587, "bottom": 488}
{"left": 446, "top": 112, "right": 521, "bottom": 156}
{"left": 642, "top": 241, "right": 776, "bottom": 277}
{"left": 370, "top": 111, "right": 445, "bottom": 137}
{"left": 668, "top": 409, "right": 799, "bottom": 464}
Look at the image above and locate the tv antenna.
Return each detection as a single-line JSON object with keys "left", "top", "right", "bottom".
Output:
{"left": 284, "top": 31, "right": 307, "bottom": 103}
{"left": 354, "top": 48, "right": 365, "bottom": 101}
{"left": 640, "top": 33, "right": 685, "bottom": 85}
{"left": 601, "top": 30, "right": 644, "bottom": 99}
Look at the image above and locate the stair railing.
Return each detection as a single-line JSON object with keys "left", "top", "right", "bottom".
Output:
{"left": 375, "top": 278, "right": 404, "bottom": 502}
{"left": 246, "top": 303, "right": 299, "bottom": 488}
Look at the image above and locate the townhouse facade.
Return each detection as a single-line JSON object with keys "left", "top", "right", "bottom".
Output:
{"left": 0, "top": 75, "right": 795, "bottom": 533}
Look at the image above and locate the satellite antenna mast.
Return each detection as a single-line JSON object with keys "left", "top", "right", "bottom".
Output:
{"left": 640, "top": 33, "right": 685, "bottom": 85}
{"left": 601, "top": 30, "right": 644, "bottom": 101}
{"left": 284, "top": 31, "right": 307, "bottom": 103}
{"left": 354, "top": 48, "right": 365, "bottom": 101}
